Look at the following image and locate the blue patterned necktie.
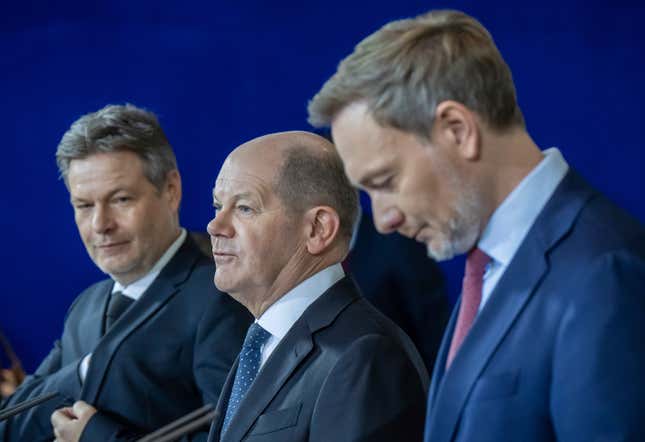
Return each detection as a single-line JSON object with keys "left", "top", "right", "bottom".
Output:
{"left": 221, "top": 322, "right": 271, "bottom": 434}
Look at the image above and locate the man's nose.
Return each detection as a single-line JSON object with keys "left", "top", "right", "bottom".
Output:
{"left": 92, "top": 205, "right": 115, "bottom": 234}
{"left": 371, "top": 195, "right": 405, "bottom": 234}
{"left": 207, "top": 209, "right": 235, "bottom": 238}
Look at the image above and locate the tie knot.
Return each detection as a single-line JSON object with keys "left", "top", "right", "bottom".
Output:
{"left": 107, "top": 291, "right": 134, "bottom": 318}
{"left": 243, "top": 323, "right": 271, "bottom": 351}
{"left": 465, "top": 247, "right": 491, "bottom": 276}
{"left": 104, "top": 291, "right": 135, "bottom": 333}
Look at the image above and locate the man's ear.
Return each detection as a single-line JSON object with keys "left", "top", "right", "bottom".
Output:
{"left": 163, "top": 169, "right": 182, "bottom": 211}
{"left": 304, "top": 206, "right": 340, "bottom": 255}
{"left": 434, "top": 100, "right": 481, "bottom": 161}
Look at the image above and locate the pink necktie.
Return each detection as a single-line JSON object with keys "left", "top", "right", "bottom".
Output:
{"left": 446, "top": 248, "right": 491, "bottom": 369}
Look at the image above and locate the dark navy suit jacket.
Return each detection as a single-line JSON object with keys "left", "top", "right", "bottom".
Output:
{"left": 0, "top": 236, "right": 252, "bottom": 441}
{"left": 424, "top": 170, "right": 645, "bottom": 442}
{"left": 208, "top": 276, "right": 429, "bottom": 442}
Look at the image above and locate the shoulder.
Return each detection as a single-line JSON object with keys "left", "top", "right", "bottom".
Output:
{"left": 315, "top": 296, "right": 428, "bottom": 379}
{"left": 66, "top": 279, "right": 112, "bottom": 316}
{"left": 539, "top": 175, "right": 645, "bottom": 283}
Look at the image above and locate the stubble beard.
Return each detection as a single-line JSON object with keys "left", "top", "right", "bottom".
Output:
{"left": 426, "top": 182, "right": 483, "bottom": 262}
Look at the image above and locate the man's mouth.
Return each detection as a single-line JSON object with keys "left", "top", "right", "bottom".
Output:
{"left": 213, "top": 251, "right": 236, "bottom": 264}
{"left": 96, "top": 240, "right": 129, "bottom": 250}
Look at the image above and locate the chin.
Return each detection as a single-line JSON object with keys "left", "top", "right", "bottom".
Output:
{"left": 426, "top": 243, "right": 455, "bottom": 262}
{"left": 213, "top": 274, "right": 234, "bottom": 294}
{"left": 99, "top": 263, "right": 130, "bottom": 277}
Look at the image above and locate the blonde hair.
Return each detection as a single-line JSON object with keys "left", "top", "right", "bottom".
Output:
{"left": 308, "top": 9, "right": 524, "bottom": 138}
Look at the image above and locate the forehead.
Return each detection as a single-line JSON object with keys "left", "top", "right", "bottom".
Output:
{"left": 213, "top": 153, "right": 278, "bottom": 201}
{"left": 68, "top": 151, "right": 147, "bottom": 193}
{"left": 331, "top": 103, "right": 404, "bottom": 184}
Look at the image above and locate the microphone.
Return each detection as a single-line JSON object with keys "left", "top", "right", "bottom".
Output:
{"left": 136, "top": 403, "right": 217, "bottom": 442}
{"left": 0, "top": 391, "right": 59, "bottom": 422}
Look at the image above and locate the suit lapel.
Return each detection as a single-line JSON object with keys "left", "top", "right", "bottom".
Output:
{"left": 221, "top": 277, "right": 359, "bottom": 442}
{"left": 427, "top": 301, "right": 459, "bottom": 411}
{"left": 426, "top": 171, "right": 595, "bottom": 442}
{"left": 222, "top": 321, "right": 314, "bottom": 442}
{"left": 209, "top": 357, "right": 239, "bottom": 442}
{"left": 75, "top": 281, "right": 113, "bottom": 355}
{"left": 81, "top": 236, "right": 201, "bottom": 403}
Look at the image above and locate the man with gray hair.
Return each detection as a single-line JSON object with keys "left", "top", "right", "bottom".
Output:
{"left": 309, "top": 9, "right": 645, "bottom": 442}
{"left": 0, "top": 104, "right": 251, "bottom": 441}
{"left": 206, "top": 131, "right": 428, "bottom": 441}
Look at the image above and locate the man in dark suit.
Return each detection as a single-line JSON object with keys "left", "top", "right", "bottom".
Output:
{"left": 0, "top": 104, "right": 251, "bottom": 441}
{"left": 206, "top": 131, "right": 428, "bottom": 441}
{"left": 308, "top": 9, "right": 645, "bottom": 442}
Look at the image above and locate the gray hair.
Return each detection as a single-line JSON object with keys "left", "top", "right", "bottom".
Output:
{"left": 274, "top": 146, "right": 359, "bottom": 243}
{"left": 308, "top": 9, "right": 524, "bottom": 138}
{"left": 56, "top": 104, "right": 177, "bottom": 189}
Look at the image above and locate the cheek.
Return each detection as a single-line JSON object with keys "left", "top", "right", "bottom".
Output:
{"left": 404, "top": 162, "right": 453, "bottom": 218}
{"left": 239, "top": 226, "right": 287, "bottom": 276}
{"left": 122, "top": 207, "right": 155, "bottom": 241}
{"left": 239, "top": 233, "right": 271, "bottom": 269}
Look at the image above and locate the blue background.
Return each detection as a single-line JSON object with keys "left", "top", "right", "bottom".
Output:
{"left": 1, "top": 0, "right": 644, "bottom": 372}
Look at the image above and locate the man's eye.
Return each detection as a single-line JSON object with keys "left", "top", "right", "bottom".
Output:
{"left": 370, "top": 176, "right": 392, "bottom": 190}
{"left": 75, "top": 203, "right": 92, "bottom": 210}
{"left": 116, "top": 197, "right": 131, "bottom": 203}
{"left": 237, "top": 205, "right": 253, "bottom": 214}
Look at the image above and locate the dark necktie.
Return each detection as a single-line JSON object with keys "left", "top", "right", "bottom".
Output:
{"left": 105, "top": 291, "right": 134, "bottom": 332}
{"left": 221, "top": 323, "right": 271, "bottom": 434}
{"left": 446, "top": 248, "right": 491, "bottom": 369}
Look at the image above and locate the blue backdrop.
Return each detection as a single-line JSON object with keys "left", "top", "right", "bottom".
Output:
{"left": 2, "top": 0, "right": 644, "bottom": 372}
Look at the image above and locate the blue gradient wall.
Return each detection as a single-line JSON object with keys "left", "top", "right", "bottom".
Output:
{"left": 2, "top": 0, "right": 644, "bottom": 371}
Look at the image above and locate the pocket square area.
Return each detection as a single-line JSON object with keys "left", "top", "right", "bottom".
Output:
{"left": 470, "top": 372, "right": 519, "bottom": 401}
{"left": 250, "top": 404, "right": 303, "bottom": 435}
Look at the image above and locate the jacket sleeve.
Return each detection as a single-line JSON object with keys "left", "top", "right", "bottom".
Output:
{"left": 0, "top": 339, "right": 82, "bottom": 441}
{"left": 79, "top": 293, "right": 250, "bottom": 442}
{"left": 551, "top": 251, "right": 645, "bottom": 441}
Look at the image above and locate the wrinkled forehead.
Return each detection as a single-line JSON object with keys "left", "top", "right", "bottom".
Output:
{"left": 213, "top": 153, "right": 278, "bottom": 201}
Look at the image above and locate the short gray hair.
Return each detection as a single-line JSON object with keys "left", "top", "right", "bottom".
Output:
{"left": 274, "top": 147, "right": 359, "bottom": 243}
{"left": 308, "top": 9, "right": 524, "bottom": 138}
{"left": 56, "top": 104, "right": 177, "bottom": 189}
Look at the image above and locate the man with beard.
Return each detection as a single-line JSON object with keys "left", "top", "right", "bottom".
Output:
{"left": 308, "top": 9, "right": 645, "bottom": 442}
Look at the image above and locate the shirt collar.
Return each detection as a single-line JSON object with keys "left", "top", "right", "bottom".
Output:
{"left": 112, "top": 228, "right": 187, "bottom": 300}
{"left": 257, "top": 263, "right": 345, "bottom": 340}
{"left": 478, "top": 148, "right": 569, "bottom": 267}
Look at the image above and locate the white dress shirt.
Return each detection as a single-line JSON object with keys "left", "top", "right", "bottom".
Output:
{"left": 256, "top": 263, "right": 345, "bottom": 367}
{"left": 79, "top": 229, "right": 187, "bottom": 382}
{"left": 477, "top": 148, "right": 569, "bottom": 312}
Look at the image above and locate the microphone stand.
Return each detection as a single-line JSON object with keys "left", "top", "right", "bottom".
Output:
{"left": 0, "top": 391, "right": 59, "bottom": 422}
{"left": 136, "top": 403, "right": 217, "bottom": 442}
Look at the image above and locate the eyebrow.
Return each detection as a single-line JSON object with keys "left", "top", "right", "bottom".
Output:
{"left": 70, "top": 188, "right": 129, "bottom": 204}
{"left": 357, "top": 167, "right": 388, "bottom": 188}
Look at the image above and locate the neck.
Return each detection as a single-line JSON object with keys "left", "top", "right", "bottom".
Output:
{"left": 243, "top": 248, "right": 341, "bottom": 318}
{"left": 478, "top": 128, "right": 544, "bottom": 226}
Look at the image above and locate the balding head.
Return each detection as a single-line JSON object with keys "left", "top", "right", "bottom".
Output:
{"left": 208, "top": 131, "right": 359, "bottom": 316}
{"left": 227, "top": 131, "right": 359, "bottom": 243}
